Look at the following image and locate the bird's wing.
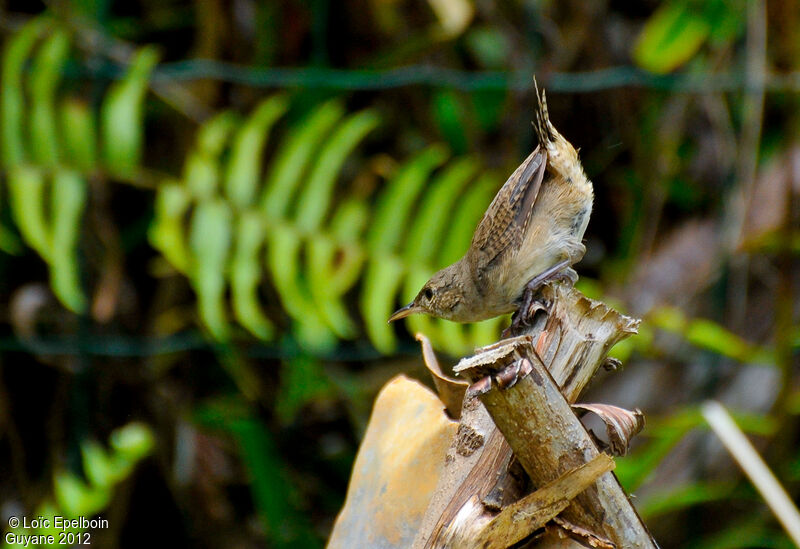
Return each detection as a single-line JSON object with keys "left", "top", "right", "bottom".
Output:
{"left": 469, "top": 147, "right": 547, "bottom": 287}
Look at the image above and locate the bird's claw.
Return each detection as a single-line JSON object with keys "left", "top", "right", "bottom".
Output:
{"left": 503, "top": 262, "right": 574, "bottom": 338}
{"left": 503, "top": 294, "right": 549, "bottom": 338}
{"left": 553, "top": 267, "right": 578, "bottom": 287}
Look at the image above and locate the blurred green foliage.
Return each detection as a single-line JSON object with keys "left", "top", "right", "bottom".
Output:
{"left": 633, "top": 0, "right": 745, "bottom": 74}
{"left": 0, "top": 2, "right": 797, "bottom": 549}
{"left": 150, "top": 95, "right": 506, "bottom": 356}
{"left": 1, "top": 18, "right": 155, "bottom": 312}
{"left": 3, "top": 423, "right": 153, "bottom": 549}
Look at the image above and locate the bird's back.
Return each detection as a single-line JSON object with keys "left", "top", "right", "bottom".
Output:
{"left": 466, "top": 84, "right": 593, "bottom": 308}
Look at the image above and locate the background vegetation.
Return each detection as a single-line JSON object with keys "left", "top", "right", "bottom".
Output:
{"left": 0, "top": 0, "right": 797, "bottom": 547}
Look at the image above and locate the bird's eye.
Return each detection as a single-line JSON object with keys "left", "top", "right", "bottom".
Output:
{"left": 424, "top": 288, "right": 434, "bottom": 300}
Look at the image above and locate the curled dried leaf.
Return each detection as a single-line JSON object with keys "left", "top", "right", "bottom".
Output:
{"left": 416, "top": 333, "right": 468, "bottom": 419}
{"left": 552, "top": 516, "right": 616, "bottom": 549}
{"left": 573, "top": 403, "right": 645, "bottom": 457}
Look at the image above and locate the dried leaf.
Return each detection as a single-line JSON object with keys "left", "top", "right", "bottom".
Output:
{"left": 328, "top": 376, "right": 458, "bottom": 549}
{"left": 417, "top": 332, "right": 468, "bottom": 419}
{"left": 573, "top": 403, "right": 645, "bottom": 457}
{"left": 552, "top": 516, "right": 617, "bottom": 549}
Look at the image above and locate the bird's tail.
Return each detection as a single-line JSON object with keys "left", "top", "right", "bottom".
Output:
{"left": 532, "top": 77, "right": 555, "bottom": 146}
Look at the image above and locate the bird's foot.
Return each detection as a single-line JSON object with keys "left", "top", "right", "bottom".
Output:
{"left": 503, "top": 293, "right": 549, "bottom": 338}
{"left": 502, "top": 260, "right": 573, "bottom": 338}
{"left": 553, "top": 267, "right": 578, "bottom": 287}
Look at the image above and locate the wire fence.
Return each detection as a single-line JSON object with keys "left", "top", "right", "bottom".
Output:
{"left": 70, "top": 60, "right": 800, "bottom": 93}
{"left": 1, "top": 334, "right": 419, "bottom": 361}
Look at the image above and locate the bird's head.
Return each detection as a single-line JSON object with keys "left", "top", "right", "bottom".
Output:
{"left": 388, "top": 265, "right": 465, "bottom": 322}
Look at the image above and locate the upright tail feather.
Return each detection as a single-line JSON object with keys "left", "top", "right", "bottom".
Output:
{"left": 532, "top": 77, "right": 554, "bottom": 145}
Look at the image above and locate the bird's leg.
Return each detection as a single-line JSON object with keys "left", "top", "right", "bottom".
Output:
{"left": 518, "top": 259, "right": 571, "bottom": 317}
{"left": 525, "top": 259, "right": 573, "bottom": 292}
{"left": 504, "top": 259, "right": 571, "bottom": 337}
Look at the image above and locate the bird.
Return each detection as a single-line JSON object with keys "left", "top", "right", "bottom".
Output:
{"left": 388, "top": 81, "right": 593, "bottom": 334}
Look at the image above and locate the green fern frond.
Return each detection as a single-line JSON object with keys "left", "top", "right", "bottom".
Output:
{"left": 151, "top": 96, "right": 509, "bottom": 355}
{"left": 361, "top": 145, "right": 449, "bottom": 351}
{"left": 1, "top": 17, "right": 50, "bottom": 167}
{"left": 225, "top": 95, "right": 289, "bottom": 208}
{"left": 152, "top": 98, "right": 378, "bottom": 350}
{"left": 0, "top": 19, "right": 156, "bottom": 312}
{"left": 29, "top": 30, "right": 70, "bottom": 166}
{"left": 101, "top": 45, "right": 159, "bottom": 176}
{"left": 189, "top": 198, "right": 234, "bottom": 341}
{"left": 61, "top": 99, "right": 99, "bottom": 171}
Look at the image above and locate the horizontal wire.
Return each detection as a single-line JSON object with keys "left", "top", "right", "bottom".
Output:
{"left": 64, "top": 60, "right": 800, "bottom": 93}
{"left": 0, "top": 334, "right": 419, "bottom": 362}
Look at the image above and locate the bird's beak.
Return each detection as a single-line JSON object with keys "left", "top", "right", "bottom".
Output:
{"left": 388, "top": 302, "right": 419, "bottom": 323}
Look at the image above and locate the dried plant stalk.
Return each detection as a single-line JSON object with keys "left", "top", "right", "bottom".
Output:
{"left": 415, "top": 284, "right": 652, "bottom": 548}
{"left": 468, "top": 453, "right": 615, "bottom": 549}
{"left": 524, "top": 283, "right": 640, "bottom": 402}
{"left": 413, "top": 396, "right": 514, "bottom": 548}
{"left": 457, "top": 340, "right": 656, "bottom": 548}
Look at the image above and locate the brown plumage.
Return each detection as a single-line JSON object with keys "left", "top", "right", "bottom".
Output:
{"left": 389, "top": 82, "right": 593, "bottom": 327}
